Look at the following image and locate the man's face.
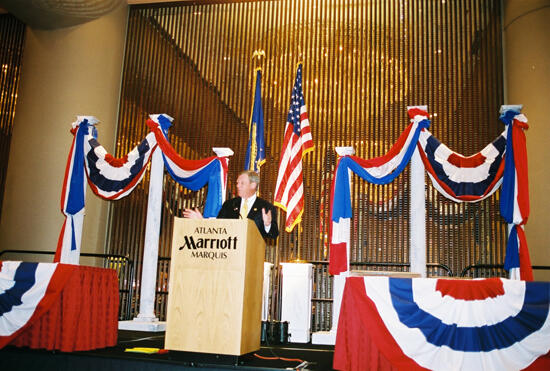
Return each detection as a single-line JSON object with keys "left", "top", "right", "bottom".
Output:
{"left": 236, "top": 173, "right": 257, "bottom": 199}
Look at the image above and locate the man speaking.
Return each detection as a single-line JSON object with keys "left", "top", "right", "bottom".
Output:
{"left": 183, "top": 170, "right": 279, "bottom": 240}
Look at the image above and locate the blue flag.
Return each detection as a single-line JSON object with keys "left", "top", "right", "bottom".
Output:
{"left": 244, "top": 68, "right": 265, "bottom": 172}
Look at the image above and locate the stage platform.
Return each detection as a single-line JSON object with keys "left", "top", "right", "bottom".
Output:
{"left": 1, "top": 330, "right": 335, "bottom": 370}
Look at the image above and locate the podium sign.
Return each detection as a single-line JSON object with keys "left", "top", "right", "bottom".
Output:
{"left": 165, "top": 218, "right": 265, "bottom": 355}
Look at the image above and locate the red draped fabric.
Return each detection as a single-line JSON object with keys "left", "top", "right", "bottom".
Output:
{"left": 434, "top": 277, "right": 504, "bottom": 299}
{"left": 7, "top": 265, "right": 119, "bottom": 352}
{"left": 334, "top": 277, "right": 427, "bottom": 371}
{"left": 334, "top": 277, "right": 550, "bottom": 371}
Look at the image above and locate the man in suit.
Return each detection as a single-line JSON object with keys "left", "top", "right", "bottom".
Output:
{"left": 183, "top": 170, "right": 279, "bottom": 239}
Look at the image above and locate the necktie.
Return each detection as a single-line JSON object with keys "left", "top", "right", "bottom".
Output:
{"left": 240, "top": 201, "right": 248, "bottom": 219}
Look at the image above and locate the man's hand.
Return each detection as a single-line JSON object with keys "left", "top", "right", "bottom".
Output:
{"left": 183, "top": 207, "right": 203, "bottom": 219}
{"left": 262, "top": 208, "right": 272, "bottom": 226}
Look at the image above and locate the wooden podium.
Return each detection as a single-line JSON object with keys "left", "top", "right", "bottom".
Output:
{"left": 165, "top": 218, "right": 266, "bottom": 355}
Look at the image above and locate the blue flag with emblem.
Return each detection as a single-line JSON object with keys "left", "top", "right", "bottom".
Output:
{"left": 244, "top": 68, "right": 265, "bottom": 172}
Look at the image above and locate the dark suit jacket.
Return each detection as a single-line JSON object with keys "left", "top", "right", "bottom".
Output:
{"left": 217, "top": 197, "right": 279, "bottom": 239}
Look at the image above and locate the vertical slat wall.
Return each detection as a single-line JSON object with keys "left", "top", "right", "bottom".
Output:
{"left": 109, "top": 0, "right": 505, "bottom": 329}
{"left": 0, "top": 15, "right": 25, "bottom": 221}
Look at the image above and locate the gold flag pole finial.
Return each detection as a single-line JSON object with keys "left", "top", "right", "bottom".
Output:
{"left": 252, "top": 49, "right": 265, "bottom": 59}
{"left": 297, "top": 45, "right": 304, "bottom": 65}
{"left": 252, "top": 49, "right": 265, "bottom": 69}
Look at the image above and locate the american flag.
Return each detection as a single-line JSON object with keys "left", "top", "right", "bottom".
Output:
{"left": 274, "top": 63, "right": 314, "bottom": 232}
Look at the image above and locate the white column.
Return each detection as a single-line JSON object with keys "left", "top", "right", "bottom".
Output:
{"left": 410, "top": 147, "right": 426, "bottom": 277}
{"left": 212, "top": 147, "right": 234, "bottom": 157}
{"left": 280, "top": 262, "right": 313, "bottom": 343}
{"left": 312, "top": 146, "right": 354, "bottom": 345}
{"left": 119, "top": 146, "right": 166, "bottom": 331}
{"left": 409, "top": 106, "right": 427, "bottom": 277}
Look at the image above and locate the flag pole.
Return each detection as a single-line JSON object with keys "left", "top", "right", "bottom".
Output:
{"left": 292, "top": 61, "right": 305, "bottom": 263}
{"left": 246, "top": 49, "right": 266, "bottom": 177}
{"left": 297, "top": 223, "right": 303, "bottom": 262}
{"left": 273, "top": 62, "right": 314, "bottom": 239}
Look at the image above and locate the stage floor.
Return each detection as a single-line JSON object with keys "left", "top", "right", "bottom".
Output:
{"left": 1, "top": 330, "right": 335, "bottom": 370}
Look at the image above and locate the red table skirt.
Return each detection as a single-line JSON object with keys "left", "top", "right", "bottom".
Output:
{"left": 7, "top": 264, "right": 119, "bottom": 352}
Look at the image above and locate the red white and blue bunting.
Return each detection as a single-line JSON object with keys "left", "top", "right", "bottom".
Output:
{"left": 329, "top": 110, "right": 430, "bottom": 275}
{"left": 329, "top": 107, "right": 532, "bottom": 280}
{"left": 418, "top": 127, "right": 506, "bottom": 202}
{"left": 55, "top": 114, "right": 230, "bottom": 264}
{"left": 499, "top": 110, "right": 531, "bottom": 280}
{"left": 334, "top": 276, "right": 550, "bottom": 371}
{"left": 147, "top": 115, "right": 229, "bottom": 218}
{"left": 0, "top": 261, "right": 74, "bottom": 348}
{"left": 85, "top": 131, "right": 157, "bottom": 200}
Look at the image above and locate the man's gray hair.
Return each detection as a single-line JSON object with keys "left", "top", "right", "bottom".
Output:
{"left": 239, "top": 170, "right": 260, "bottom": 186}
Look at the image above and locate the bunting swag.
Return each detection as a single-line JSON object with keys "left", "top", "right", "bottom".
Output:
{"left": 417, "top": 108, "right": 531, "bottom": 279}
{"left": 56, "top": 114, "right": 230, "bottom": 264}
{"left": 328, "top": 110, "right": 430, "bottom": 275}
{"left": 499, "top": 110, "right": 531, "bottom": 280}
{"left": 0, "top": 262, "right": 74, "bottom": 349}
{"left": 147, "top": 115, "right": 229, "bottom": 218}
{"left": 55, "top": 116, "right": 157, "bottom": 264}
{"left": 334, "top": 276, "right": 550, "bottom": 371}
{"left": 328, "top": 107, "right": 532, "bottom": 280}
{"left": 77, "top": 116, "right": 158, "bottom": 201}
{"left": 417, "top": 129, "right": 506, "bottom": 202}
{"left": 85, "top": 132, "right": 157, "bottom": 200}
